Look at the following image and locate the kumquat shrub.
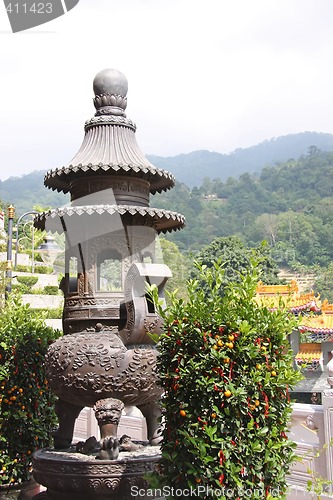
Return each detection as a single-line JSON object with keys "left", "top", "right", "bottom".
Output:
{"left": 153, "top": 261, "right": 302, "bottom": 500}
{"left": 0, "top": 294, "right": 61, "bottom": 486}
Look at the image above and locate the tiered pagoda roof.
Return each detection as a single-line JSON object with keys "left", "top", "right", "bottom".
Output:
{"left": 34, "top": 68, "right": 185, "bottom": 234}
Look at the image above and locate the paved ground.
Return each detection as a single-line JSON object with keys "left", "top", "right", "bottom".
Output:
{"left": 0, "top": 481, "right": 46, "bottom": 500}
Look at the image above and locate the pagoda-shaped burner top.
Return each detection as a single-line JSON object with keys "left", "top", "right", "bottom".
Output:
{"left": 42, "top": 68, "right": 177, "bottom": 198}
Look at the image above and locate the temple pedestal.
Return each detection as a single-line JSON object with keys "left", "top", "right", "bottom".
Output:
{"left": 32, "top": 447, "right": 163, "bottom": 500}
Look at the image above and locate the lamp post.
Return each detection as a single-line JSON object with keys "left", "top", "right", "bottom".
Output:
{"left": 5, "top": 205, "right": 15, "bottom": 298}
{"left": 14, "top": 211, "right": 38, "bottom": 271}
{"left": 36, "top": 235, "right": 61, "bottom": 266}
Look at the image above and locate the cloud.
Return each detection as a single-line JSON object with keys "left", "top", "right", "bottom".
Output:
{"left": 1, "top": 0, "right": 333, "bottom": 179}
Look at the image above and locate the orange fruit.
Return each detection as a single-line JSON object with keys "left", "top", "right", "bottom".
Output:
{"left": 224, "top": 390, "right": 232, "bottom": 398}
{"left": 180, "top": 409, "right": 186, "bottom": 417}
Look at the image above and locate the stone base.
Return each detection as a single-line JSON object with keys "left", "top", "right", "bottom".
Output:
{"left": 32, "top": 446, "right": 162, "bottom": 500}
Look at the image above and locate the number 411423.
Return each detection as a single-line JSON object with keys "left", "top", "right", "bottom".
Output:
{"left": 5, "top": 3, "right": 53, "bottom": 14}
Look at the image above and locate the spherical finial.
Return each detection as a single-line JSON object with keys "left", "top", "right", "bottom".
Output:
{"left": 93, "top": 68, "right": 128, "bottom": 97}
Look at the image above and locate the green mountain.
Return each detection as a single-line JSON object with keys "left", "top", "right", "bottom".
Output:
{"left": 148, "top": 131, "right": 333, "bottom": 187}
{"left": 152, "top": 147, "right": 333, "bottom": 269}
{"left": 0, "top": 135, "right": 332, "bottom": 279}
{"left": 0, "top": 170, "right": 69, "bottom": 215}
{"left": 1, "top": 131, "right": 333, "bottom": 216}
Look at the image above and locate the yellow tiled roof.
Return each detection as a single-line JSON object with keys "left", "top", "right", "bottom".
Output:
{"left": 299, "top": 314, "right": 333, "bottom": 334}
{"left": 295, "top": 351, "right": 321, "bottom": 361}
{"left": 256, "top": 289, "right": 321, "bottom": 313}
{"left": 256, "top": 280, "right": 298, "bottom": 295}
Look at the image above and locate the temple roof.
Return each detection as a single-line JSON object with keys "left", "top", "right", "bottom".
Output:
{"left": 256, "top": 280, "right": 298, "bottom": 295}
{"left": 256, "top": 281, "right": 333, "bottom": 341}
{"left": 299, "top": 314, "right": 333, "bottom": 335}
{"left": 256, "top": 283, "right": 321, "bottom": 313}
{"left": 256, "top": 294, "right": 321, "bottom": 313}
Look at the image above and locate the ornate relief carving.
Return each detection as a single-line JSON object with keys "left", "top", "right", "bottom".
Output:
{"left": 66, "top": 310, "right": 88, "bottom": 319}
{"left": 33, "top": 450, "right": 160, "bottom": 499}
{"left": 93, "top": 93, "right": 127, "bottom": 112}
{"left": 45, "top": 332, "right": 161, "bottom": 406}
{"left": 72, "top": 340, "right": 125, "bottom": 371}
{"left": 65, "top": 297, "right": 120, "bottom": 308}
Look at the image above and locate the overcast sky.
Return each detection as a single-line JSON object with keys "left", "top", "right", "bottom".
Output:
{"left": 0, "top": 0, "right": 333, "bottom": 181}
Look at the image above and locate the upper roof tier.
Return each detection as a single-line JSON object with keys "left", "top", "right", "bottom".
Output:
{"left": 44, "top": 68, "right": 175, "bottom": 196}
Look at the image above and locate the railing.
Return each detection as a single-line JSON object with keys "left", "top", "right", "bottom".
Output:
{"left": 287, "top": 394, "right": 333, "bottom": 499}
{"left": 288, "top": 403, "right": 325, "bottom": 493}
{"left": 72, "top": 399, "right": 333, "bottom": 498}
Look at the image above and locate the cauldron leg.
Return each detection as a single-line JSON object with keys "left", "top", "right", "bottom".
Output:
{"left": 53, "top": 399, "right": 83, "bottom": 449}
{"left": 138, "top": 400, "right": 163, "bottom": 445}
{"left": 94, "top": 398, "right": 124, "bottom": 460}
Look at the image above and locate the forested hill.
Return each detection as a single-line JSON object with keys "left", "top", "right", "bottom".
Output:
{"left": 0, "top": 171, "right": 69, "bottom": 215}
{"left": 152, "top": 147, "right": 333, "bottom": 270}
{"left": 0, "top": 142, "right": 332, "bottom": 275}
{"left": 148, "top": 131, "right": 333, "bottom": 187}
{"left": 1, "top": 132, "right": 333, "bottom": 214}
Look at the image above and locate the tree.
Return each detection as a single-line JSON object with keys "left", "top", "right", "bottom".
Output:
{"left": 191, "top": 237, "right": 280, "bottom": 293}
{"left": 0, "top": 294, "right": 61, "bottom": 485}
{"left": 158, "top": 238, "right": 190, "bottom": 301}
{"left": 313, "top": 263, "right": 333, "bottom": 303}
{"left": 253, "top": 214, "right": 279, "bottom": 247}
{"left": 153, "top": 261, "right": 301, "bottom": 498}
